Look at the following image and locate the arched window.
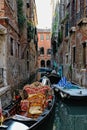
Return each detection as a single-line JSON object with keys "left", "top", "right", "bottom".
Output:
{"left": 46, "top": 60, "right": 51, "bottom": 68}
{"left": 41, "top": 60, "right": 45, "bottom": 67}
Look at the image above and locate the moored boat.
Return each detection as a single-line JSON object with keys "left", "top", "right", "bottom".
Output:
{"left": 53, "top": 77, "right": 87, "bottom": 103}
{"left": 0, "top": 81, "right": 55, "bottom": 130}
{"left": 45, "top": 73, "right": 61, "bottom": 85}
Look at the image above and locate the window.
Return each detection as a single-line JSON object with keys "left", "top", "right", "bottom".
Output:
{"left": 65, "top": 21, "right": 69, "bottom": 37}
{"left": 26, "top": 0, "right": 30, "bottom": 8}
{"left": 40, "top": 34, "right": 44, "bottom": 40}
{"left": 41, "top": 60, "right": 45, "bottom": 67}
{"left": 40, "top": 47, "right": 44, "bottom": 55}
{"left": 66, "top": 54, "right": 68, "bottom": 64}
{"left": 46, "top": 34, "right": 50, "bottom": 40}
{"left": 47, "top": 49, "right": 51, "bottom": 55}
{"left": 73, "top": 46, "right": 76, "bottom": 64}
{"left": 18, "top": 43, "right": 20, "bottom": 58}
{"left": 27, "top": 61, "right": 29, "bottom": 71}
{"left": 10, "top": 37, "right": 14, "bottom": 56}
{"left": 46, "top": 60, "right": 51, "bottom": 67}
{"left": 27, "top": 51, "right": 29, "bottom": 60}
{"left": 83, "top": 43, "right": 86, "bottom": 68}
{"left": 15, "top": 42, "right": 20, "bottom": 58}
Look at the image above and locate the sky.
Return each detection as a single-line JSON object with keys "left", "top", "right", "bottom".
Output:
{"left": 35, "top": 0, "right": 52, "bottom": 29}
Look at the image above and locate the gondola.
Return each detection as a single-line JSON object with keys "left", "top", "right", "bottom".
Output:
{"left": 0, "top": 81, "right": 55, "bottom": 130}
{"left": 45, "top": 73, "right": 61, "bottom": 84}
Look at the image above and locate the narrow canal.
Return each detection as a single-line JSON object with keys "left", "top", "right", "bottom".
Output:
{"left": 46, "top": 99, "right": 87, "bottom": 130}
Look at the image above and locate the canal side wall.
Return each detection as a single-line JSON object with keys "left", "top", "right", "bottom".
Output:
{"left": 0, "top": 86, "right": 12, "bottom": 108}
{"left": 0, "top": 1, "right": 38, "bottom": 108}
{"left": 71, "top": 24, "right": 87, "bottom": 87}
{"left": 63, "top": 23, "right": 87, "bottom": 88}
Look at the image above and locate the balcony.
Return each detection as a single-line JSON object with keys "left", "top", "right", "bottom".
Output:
{"left": 76, "top": 6, "right": 87, "bottom": 25}
{"left": 69, "top": 6, "right": 87, "bottom": 28}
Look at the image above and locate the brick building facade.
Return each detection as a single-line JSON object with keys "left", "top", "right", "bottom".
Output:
{"left": 0, "top": 0, "right": 38, "bottom": 108}
{"left": 37, "top": 29, "right": 52, "bottom": 68}
{"left": 52, "top": 0, "right": 87, "bottom": 87}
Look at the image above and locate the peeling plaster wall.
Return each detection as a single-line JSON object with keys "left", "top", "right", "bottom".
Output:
{"left": 0, "top": 86, "right": 12, "bottom": 108}
{"left": 7, "top": 57, "right": 27, "bottom": 90}
{"left": 0, "top": 25, "right": 12, "bottom": 107}
{"left": 70, "top": 25, "right": 87, "bottom": 87}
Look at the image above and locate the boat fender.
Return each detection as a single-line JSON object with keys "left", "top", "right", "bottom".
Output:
{"left": 60, "top": 92, "right": 64, "bottom": 98}
{"left": 60, "top": 92, "right": 67, "bottom": 98}
{"left": 47, "top": 99, "right": 52, "bottom": 109}
{"left": 55, "top": 88, "right": 59, "bottom": 92}
{"left": 47, "top": 99, "right": 52, "bottom": 104}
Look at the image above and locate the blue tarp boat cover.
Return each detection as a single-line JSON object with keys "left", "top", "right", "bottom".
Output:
{"left": 57, "top": 77, "right": 80, "bottom": 89}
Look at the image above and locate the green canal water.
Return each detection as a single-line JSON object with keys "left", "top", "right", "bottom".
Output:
{"left": 46, "top": 100, "right": 87, "bottom": 130}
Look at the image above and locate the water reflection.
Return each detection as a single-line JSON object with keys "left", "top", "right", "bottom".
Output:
{"left": 52, "top": 101, "right": 87, "bottom": 130}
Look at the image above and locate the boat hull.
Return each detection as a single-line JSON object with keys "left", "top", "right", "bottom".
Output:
{"left": 2, "top": 95, "right": 55, "bottom": 130}
{"left": 53, "top": 85, "right": 87, "bottom": 105}
{"left": 53, "top": 76, "right": 87, "bottom": 105}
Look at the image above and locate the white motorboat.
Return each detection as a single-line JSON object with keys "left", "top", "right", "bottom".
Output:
{"left": 53, "top": 77, "right": 87, "bottom": 101}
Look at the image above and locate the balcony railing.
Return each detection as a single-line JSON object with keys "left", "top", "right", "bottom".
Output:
{"left": 77, "top": 6, "right": 87, "bottom": 22}
{"left": 84, "top": 6, "right": 87, "bottom": 17}
{"left": 69, "top": 6, "right": 87, "bottom": 28}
